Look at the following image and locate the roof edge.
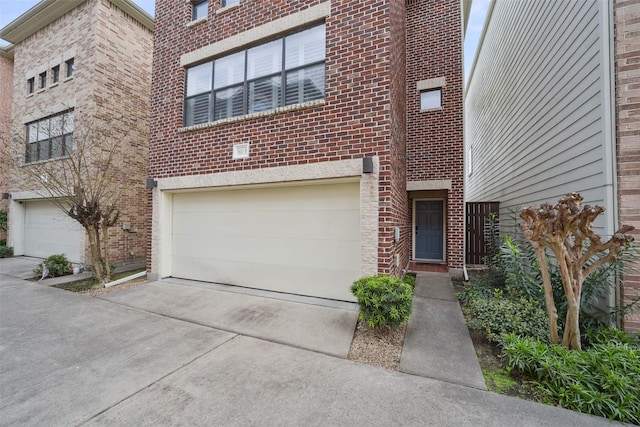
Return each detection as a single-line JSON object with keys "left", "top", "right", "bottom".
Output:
{"left": 0, "top": 0, "right": 153, "bottom": 44}
{"left": 110, "top": 0, "right": 154, "bottom": 31}
{"left": 0, "top": 0, "right": 85, "bottom": 44}
{"left": 0, "top": 44, "right": 15, "bottom": 59}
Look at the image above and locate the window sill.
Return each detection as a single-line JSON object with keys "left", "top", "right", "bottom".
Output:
{"left": 179, "top": 99, "right": 325, "bottom": 133}
{"left": 27, "top": 93, "right": 34, "bottom": 98}
{"left": 63, "top": 76, "right": 73, "bottom": 82}
{"left": 216, "top": 3, "right": 240, "bottom": 14}
{"left": 50, "top": 82, "right": 59, "bottom": 88}
{"left": 37, "top": 88, "right": 46, "bottom": 93}
{"left": 420, "top": 107, "right": 443, "bottom": 112}
{"left": 23, "top": 154, "right": 72, "bottom": 166}
{"left": 187, "top": 16, "right": 207, "bottom": 27}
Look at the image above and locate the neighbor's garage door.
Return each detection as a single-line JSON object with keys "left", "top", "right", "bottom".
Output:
{"left": 171, "top": 181, "right": 361, "bottom": 301}
{"left": 24, "top": 200, "right": 84, "bottom": 262}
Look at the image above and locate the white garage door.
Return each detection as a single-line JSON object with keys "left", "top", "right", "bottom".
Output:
{"left": 171, "top": 181, "right": 361, "bottom": 301}
{"left": 24, "top": 200, "right": 84, "bottom": 262}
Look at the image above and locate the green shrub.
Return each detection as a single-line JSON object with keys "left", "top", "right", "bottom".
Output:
{"left": 35, "top": 254, "right": 71, "bottom": 278}
{"left": 402, "top": 273, "right": 416, "bottom": 290}
{"left": 0, "top": 238, "right": 6, "bottom": 246}
{"left": 501, "top": 333, "right": 640, "bottom": 424}
{"left": 0, "top": 245, "right": 13, "bottom": 258}
{"left": 0, "top": 209, "right": 7, "bottom": 233}
{"left": 458, "top": 285, "right": 549, "bottom": 343}
{"left": 351, "top": 275, "right": 414, "bottom": 329}
{"left": 585, "top": 326, "right": 640, "bottom": 347}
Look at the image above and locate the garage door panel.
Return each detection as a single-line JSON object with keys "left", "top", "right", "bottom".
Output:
{"left": 173, "top": 235, "right": 360, "bottom": 270}
{"left": 24, "top": 201, "right": 84, "bottom": 262}
{"left": 174, "top": 185, "right": 360, "bottom": 213}
{"left": 171, "top": 255, "right": 359, "bottom": 301}
{"left": 171, "top": 181, "right": 361, "bottom": 301}
{"left": 173, "top": 210, "right": 359, "bottom": 241}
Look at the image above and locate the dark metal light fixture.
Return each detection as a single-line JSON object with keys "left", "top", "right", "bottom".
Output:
{"left": 362, "top": 157, "right": 373, "bottom": 173}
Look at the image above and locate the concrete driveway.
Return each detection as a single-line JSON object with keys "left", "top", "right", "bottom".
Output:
{"left": 0, "top": 263, "right": 615, "bottom": 426}
{"left": 0, "top": 256, "right": 41, "bottom": 280}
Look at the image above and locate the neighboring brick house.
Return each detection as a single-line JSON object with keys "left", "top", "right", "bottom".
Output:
{"left": 465, "top": 0, "right": 639, "bottom": 331}
{"left": 0, "top": 0, "right": 153, "bottom": 266}
{"left": 0, "top": 45, "right": 13, "bottom": 240}
{"left": 148, "top": 0, "right": 464, "bottom": 301}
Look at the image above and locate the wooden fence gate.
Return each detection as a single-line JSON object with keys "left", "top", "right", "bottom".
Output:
{"left": 466, "top": 202, "right": 500, "bottom": 265}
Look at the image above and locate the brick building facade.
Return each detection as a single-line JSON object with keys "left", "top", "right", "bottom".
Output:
{"left": 148, "top": 0, "right": 464, "bottom": 301}
{"left": 615, "top": 0, "right": 640, "bottom": 331}
{"left": 0, "top": 0, "right": 153, "bottom": 266}
{"left": 0, "top": 47, "right": 13, "bottom": 231}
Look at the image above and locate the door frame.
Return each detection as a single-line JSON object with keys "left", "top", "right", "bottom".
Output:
{"left": 412, "top": 198, "right": 446, "bottom": 262}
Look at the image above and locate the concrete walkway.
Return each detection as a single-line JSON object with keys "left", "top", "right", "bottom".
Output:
{"left": 400, "top": 272, "right": 487, "bottom": 390}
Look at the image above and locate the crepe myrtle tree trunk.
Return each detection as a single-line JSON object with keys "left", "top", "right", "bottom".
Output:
{"left": 68, "top": 193, "right": 119, "bottom": 284}
{"left": 520, "top": 193, "right": 634, "bottom": 350}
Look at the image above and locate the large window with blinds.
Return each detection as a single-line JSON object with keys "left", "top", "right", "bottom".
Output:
{"left": 184, "top": 24, "right": 325, "bottom": 126}
{"left": 25, "top": 110, "right": 74, "bottom": 163}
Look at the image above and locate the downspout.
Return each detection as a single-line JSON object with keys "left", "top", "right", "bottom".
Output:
{"left": 600, "top": 0, "right": 619, "bottom": 326}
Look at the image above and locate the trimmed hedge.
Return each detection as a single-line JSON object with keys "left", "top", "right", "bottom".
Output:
{"left": 351, "top": 275, "right": 414, "bottom": 328}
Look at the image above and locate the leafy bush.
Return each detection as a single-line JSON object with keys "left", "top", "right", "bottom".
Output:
{"left": 351, "top": 275, "right": 414, "bottom": 328}
{"left": 0, "top": 209, "right": 7, "bottom": 232}
{"left": 0, "top": 245, "right": 13, "bottom": 258}
{"left": 495, "top": 235, "right": 541, "bottom": 299}
{"left": 35, "top": 254, "right": 71, "bottom": 278}
{"left": 458, "top": 284, "right": 549, "bottom": 343}
{"left": 0, "top": 239, "right": 6, "bottom": 246}
{"left": 501, "top": 333, "right": 640, "bottom": 424}
{"left": 487, "top": 232, "right": 640, "bottom": 344}
{"left": 401, "top": 273, "right": 416, "bottom": 290}
{"left": 586, "top": 326, "right": 640, "bottom": 347}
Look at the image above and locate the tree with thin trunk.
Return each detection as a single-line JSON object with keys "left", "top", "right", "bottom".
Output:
{"left": 10, "top": 111, "right": 138, "bottom": 284}
{"left": 520, "top": 193, "right": 634, "bottom": 350}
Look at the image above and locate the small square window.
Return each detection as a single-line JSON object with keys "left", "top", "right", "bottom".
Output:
{"left": 221, "top": 0, "right": 239, "bottom": 7}
{"left": 65, "top": 58, "right": 74, "bottom": 78}
{"left": 27, "top": 77, "right": 35, "bottom": 94}
{"left": 420, "top": 89, "right": 441, "bottom": 110}
{"left": 39, "top": 71, "right": 47, "bottom": 89}
{"left": 192, "top": 0, "right": 208, "bottom": 20}
{"left": 52, "top": 65, "right": 60, "bottom": 83}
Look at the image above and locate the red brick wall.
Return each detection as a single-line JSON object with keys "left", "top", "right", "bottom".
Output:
{"left": 150, "top": 0, "right": 405, "bottom": 274}
{"left": 386, "top": 0, "right": 409, "bottom": 276}
{"left": 406, "top": 0, "right": 464, "bottom": 270}
{"left": 149, "top": 0, "right": 463, "bottom": 276}
{"left": 150, "top": 0, "right": 393, "bottom": 176}
{"left": 615, "top": 0, "right": 640, "bottom": 332}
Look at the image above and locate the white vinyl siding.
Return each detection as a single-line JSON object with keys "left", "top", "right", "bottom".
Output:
{"left": 465, "top": 0, "right": 610, "bottom": 235}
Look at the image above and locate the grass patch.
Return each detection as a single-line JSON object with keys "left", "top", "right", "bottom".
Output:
{"left": 482, "top": 367, "right": 518, "bottom": 394}
{"left": 55, "top": 269, "right": 146, "bottom": 293}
